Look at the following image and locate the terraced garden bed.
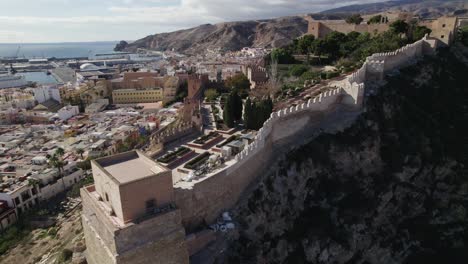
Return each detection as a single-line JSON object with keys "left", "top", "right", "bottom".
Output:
{"left": 216, "top": 135, "right": 240, "bottom": 148}
{"left": 188, "top": 132, "right": 224, "bottom": 149}
{"left": 193, "top": 132, "right": 219, "bottom": 145}
{"left": 184, "top": 152, "right": 210, "bottom": 170}
{"left": 157, "top": 147, "right": 191, "bottom": 164}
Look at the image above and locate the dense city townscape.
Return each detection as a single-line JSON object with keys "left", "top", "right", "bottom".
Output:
{"left": 1, "top": 1, "right": 468, "bottom": 264}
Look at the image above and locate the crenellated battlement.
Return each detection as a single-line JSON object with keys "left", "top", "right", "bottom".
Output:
{"left": 151, "top": 122, "right": 195, "bottom": 143}
{"left": 232, "top": 35, "right": 437, "bottom": 172}
{"left": 170, "top": 36, "right": 442, "bottom": 236}
{"left": 234, "top": 86, "right": 344, "bottom": 163}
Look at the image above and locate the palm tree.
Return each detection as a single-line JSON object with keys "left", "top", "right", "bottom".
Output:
{"left": 28, "top": 178, "right": 40, "bottom": 194}
{"left": 48, "top": 154, "right": 58, "bottom": 169}
{"left": 76, "top": 149, "right": 85, "bottom": 160}
{"left": 55, "top": 147, "right": 65, "bottom": 157}
{"left": 50, "top": 148, "right": 66, "bottom": 190}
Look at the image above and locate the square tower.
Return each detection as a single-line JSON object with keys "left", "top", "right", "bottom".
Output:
{"left": 81, "top": 150, "right": 189, "bottom": 264}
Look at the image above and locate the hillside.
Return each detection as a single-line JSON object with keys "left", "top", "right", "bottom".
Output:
{"left": 323, "top": 0, "right": 468, "bottom": 18}
{"left": 116, "top": 16, "right": 309, "bottom": 55}
{"left": 220, "top": 46, "right": 468, "bottom": 264}
{"left": 117, "top": 0, "right": 468, "bottom": 54}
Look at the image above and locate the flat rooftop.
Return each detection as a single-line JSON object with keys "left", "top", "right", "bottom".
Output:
{"left": 95, "top": 151, "right": 167, "bottom": 184}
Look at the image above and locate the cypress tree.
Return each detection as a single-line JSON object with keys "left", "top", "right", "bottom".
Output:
{"left": 259, "top": 100, "right": 268, "bottom": 129}
{"left": 242, "top": 97, "right": 274, "bottom": 130}
{"left": 251, "top": 100, "right": 260, "bottom": 130}
{"left": 223, "top": 94, "right": 235, "bottom": 128}
{"left": 244, "top": 97, "right": 252, "bottom": 129}
{"left": 232, "top": 91, "right": 243, "bottom": 121}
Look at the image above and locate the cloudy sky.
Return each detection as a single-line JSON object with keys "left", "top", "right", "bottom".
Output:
{"left": 0, "top": 0, "right": 388, "bottom": 43}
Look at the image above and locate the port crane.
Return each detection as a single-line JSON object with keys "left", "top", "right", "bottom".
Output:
{"left": 13, "top": 45, "right": 21, "bottom": 58}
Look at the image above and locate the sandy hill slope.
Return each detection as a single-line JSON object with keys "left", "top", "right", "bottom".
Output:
{"left": 117, "top": 16, "right": 309, "bottom": 55}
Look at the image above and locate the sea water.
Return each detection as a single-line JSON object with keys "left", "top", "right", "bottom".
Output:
{"left": 0, "top": 42, "right": 118, "bottom": 59}
{"left": 17, "top": 72, "right": 58, "bottom": 85}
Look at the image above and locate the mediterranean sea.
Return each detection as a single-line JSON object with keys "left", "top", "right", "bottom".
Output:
{"left": 0, "top": 41, "right": 119, "bottom": 59}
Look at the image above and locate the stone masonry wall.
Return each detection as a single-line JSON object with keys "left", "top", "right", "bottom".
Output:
{"left": 81, "top": 187, "right": 119, "bottom": 264}
{"left": 114, "top": 209, "right": 189, "bottom": 264}
{"left": 174, "top": 36, "right": 438, "bottom": 230}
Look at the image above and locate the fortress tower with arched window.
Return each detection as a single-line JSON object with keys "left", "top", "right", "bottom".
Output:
{"left": 81, "top": 150, "right": 189, "bottom": 264}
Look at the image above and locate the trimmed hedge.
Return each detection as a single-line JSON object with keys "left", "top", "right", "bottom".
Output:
{"left": 184, "top": 152, "right": 210, "bottom": 170}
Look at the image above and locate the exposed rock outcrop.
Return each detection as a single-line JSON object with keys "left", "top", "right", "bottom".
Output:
{"left": 224, "top": 47, "right": 468, "bottom": 264}
{"left": 114, "top": 40, "right": 129, "bottom": 52}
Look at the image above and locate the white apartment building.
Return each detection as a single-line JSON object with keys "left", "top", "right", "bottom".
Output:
{"left": 34, "top": 86, "right": 62, "bottom": 104}
{"left": 57, "top": 105, "right": 80, "bottom": 121}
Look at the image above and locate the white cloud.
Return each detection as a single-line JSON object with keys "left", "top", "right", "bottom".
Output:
{"left": 0, "top": 0, "right": 389, "bottom": 43}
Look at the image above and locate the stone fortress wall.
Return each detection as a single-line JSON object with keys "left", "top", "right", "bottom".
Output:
{"left": 173, "top": 35, "right": 439, "bottom": 230}
{"left": 308, "top": 15, "right": 459, "bottom": 46}
{"left": 308, "top": 20, "right": 390, "bottom": 39}
{"left": 81, "top": 35, "right": 444, "bottom": 264}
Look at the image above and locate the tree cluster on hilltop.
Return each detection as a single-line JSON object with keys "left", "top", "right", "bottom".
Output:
{"left": 346, "top": 14, "right": 364, "bottom": 25}
{"left": 267, "top": 19, "right": 431, "bottom": 67}
{"left": 367, "top": 14, "right": 388, "bottom": 24}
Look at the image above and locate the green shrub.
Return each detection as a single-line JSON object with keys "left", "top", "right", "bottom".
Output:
{"left": 326, "top": 71, "right": 340, "bottom": 79}
{"left": 67, "top": 175, "right": 94, "bottom": 198}
{"left": 48, "top": 227, "right": 58, "bottom": 238}
{"left": 300, "top": 71, "right": 320, "bottom": 82}
{"left": 367, "top": 15, "right": 383, "bottom": 24}
{"left": 205, "top": 88, "right": 219, "bottom": 102}
{"left": 412, "top": 25, "right": 432, "bottom": 42}
{"left": 0, "top": 225, "right": 31, "bottom": 255}
{"left": 289, "top": 65, "right": 308, "bottom": 77}
{"left": 461, "top": 26, "right": 468, "bottom": 46}
{"left": 58, "top": 248, "right": 73, "bottom": 263}
{"left": 346, "top": 14, "right": 363, "bottom": 25}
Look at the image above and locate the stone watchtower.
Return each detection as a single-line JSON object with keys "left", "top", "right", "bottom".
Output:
{"left": 81, "top": 150, "right": 189, "bottom": 264}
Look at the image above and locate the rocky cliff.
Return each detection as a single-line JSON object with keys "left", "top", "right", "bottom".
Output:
{"left": 323, "top": 0, "right": 468, "bottom": 18}
{"left": 116, "top": 16, "right": 308, "bottom": 54}
{"left": 222, "top": 46, "right": 468, "bottom": 264}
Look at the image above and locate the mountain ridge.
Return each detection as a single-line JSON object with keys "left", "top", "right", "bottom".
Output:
{"left": 323, "top": 0, "right": 468, "bottom": 17}
{"left": 116, "top": 16, "right": 309, "bottom": 55}
{"left": 117, "top": 0, "right": 468, "bottom": 54}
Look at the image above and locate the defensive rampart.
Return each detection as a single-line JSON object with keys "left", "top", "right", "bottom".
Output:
{"left": 174, "top": 36, "right": 439, "bottom": 229}
{"left": 308, "top": 20, "right": 389, "bottom": 39}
